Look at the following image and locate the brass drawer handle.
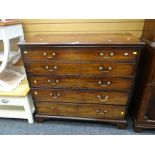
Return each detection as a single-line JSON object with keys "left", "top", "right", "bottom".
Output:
{"left": 48, "top": 79, "right": 59, "bottom": 85}
{"left": 45, "top": 66, "right": 49, "bottom": 69}
{"left": 97, "top": 95, "right": 109, "bottom": 102}
{"left": 109, "top": 52, "right": 114, "bottom": 56}
{"left": 98, "top": 81, "right": 111, "bottom": 86}
{"left": 43, "top": 52, "right": 47, "bottom": 56}
{"left": 124, "top": 52, "right": 129, "bottom": 56}
{"left": 24, "top": 51, "right": 28, "bottom": 54}
{"left": 99, "top": 52, "right": 104, "bottom": 56}
{"left": 49, "top": 93, "right": 61, "bottom": 98}
{"left": 43, "top": 52, "right": 56, "bottom": 58}
{"left": 45, "top": 65, "right": 58, "bottom": 71}
{"left": 133, "top": 51, "right": 138, "bottom": 55}
{"left": 96, "top": 109, "right": 108, "bottom": 115}
{"left": 98, "top": 66, "right": 112, "bottom": 73}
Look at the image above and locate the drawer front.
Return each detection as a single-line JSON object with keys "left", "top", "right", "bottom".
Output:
{"left": 25, "top": 62, "right": 135, "bottom": 77}
{"left": 0, "top": 96, "right": 26, "bottom": 106}
{"left": 32, "top": 89, "right": 129, "bottom": 105}
{"left": 35, "top": 102, "right": 126, "bottom": 120}
{"left": 29, "top": 76, "right": 133, "bottom": 90}
{"left": 22, "top": 47, "right": 138, "bottom": 62}
{"left": 0, "top": 97, "right": 12, "bottom": 105}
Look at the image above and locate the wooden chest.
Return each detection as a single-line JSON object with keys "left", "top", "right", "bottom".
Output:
{"left": 131, "top": 44, "right": 155, "bottom": 132}
{"left": 130, "top": 20, "right": 155, "bottom": 132}
{"left": 18, "top": 34, "right": 144, "bottom": 128}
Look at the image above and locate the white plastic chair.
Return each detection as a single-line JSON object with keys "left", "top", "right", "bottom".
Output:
{"left": 0, "top": 23, "right": 26, "bottom": 91}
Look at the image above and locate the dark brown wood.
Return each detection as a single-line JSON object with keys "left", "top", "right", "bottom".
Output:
{"left": 142, "top": 19, "right": 155, "bottom": 43}
{"left": 25, "top": 62, "right": 136, "bottom": 77}
{"left": 145, "top": 85, "right": 155, "bottom": 121}
{"left": 22, "top": 47, "right": 138, "bottom": 62}
{"left": 117, "top": 122, "right": 128, "bottom": 129}
{"left": 131, "top": 37, "right": 155, "bottom": 132}
{"left": 133, "top": 125, "right": 143, "bottom": 133}
{"left": 35, "top": 102, "right": 126, "bottom": 120}
{"left": 18, "top": 33, "right": 143, "bottom": 45}
{"left": 19, "top": 34, "right": 144, "bottom": 128}
{"left": 147, "top": 53, "right": 155, "bottom": 83}
{"left": 131, "top": 19, "right": 155, "bottom": 132}
{"left": 32, "top": 89, "right": 129, "bottom": 105}
{"left": 152, "top": 72, "right": 155, "bottom": 83}
{"left": 35, "top": 114, "right": 127, "bottom": 126}
{"left": 29, "top": 76, "right": 133, "bottom": 91}
{"left": 35, "top": 117, "right": 45, "bottom": 123}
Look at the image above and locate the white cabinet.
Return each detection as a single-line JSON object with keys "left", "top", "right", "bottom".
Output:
{"left": 0, "top": 78, "right": 35, "bottom": 124}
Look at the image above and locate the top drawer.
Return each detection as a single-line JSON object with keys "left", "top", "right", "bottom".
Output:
{"left": 22, "top": 47, "right": 139, "bottom": 62}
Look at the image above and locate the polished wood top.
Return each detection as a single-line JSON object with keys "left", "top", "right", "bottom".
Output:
{"left": 19, "top": 33, "right": 144, "bottom": 45}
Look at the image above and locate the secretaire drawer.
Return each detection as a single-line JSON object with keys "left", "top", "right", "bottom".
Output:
{"left": 25, "top": 62, "right": 135, "bottom": 77}
{"left": 29, "top": 76, "right": 133, "bottom": 90}
{"left": 32, "top": 89, "right": 129, "bottom": 105}
{"left": 35, "top": 102, "right": 126, "bottom": 120}
{"left": 22, "top": 47, "right": 138, "bottom": 62}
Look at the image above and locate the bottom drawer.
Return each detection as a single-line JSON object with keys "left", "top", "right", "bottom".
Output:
{"left": 35, "top": 102, "right": 126, "bottom": 120}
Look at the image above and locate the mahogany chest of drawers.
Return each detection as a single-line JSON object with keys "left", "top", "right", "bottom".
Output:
{"left": 19, "top": 34, "right": 144, "bottom": 128}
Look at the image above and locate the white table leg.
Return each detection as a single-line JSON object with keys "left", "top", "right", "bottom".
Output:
{"left": 23, "top": 100, "right": 34, "bottom": 124}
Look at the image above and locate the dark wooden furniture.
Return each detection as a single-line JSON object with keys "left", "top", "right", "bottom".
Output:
{"left": 18, "top": 34, "right": 144, "bottom": 128}
{"left": 142, "top": 19, "right": 155, "bottom": 44}
{"left": 131, "top": 44, "right": 155, "bottom": 132}
{"left": 131, "top": 20, "right": 155, "bottom": 132}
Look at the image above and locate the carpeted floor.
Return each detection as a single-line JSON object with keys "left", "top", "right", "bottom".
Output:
{"left": 0, "top": 117, "right": 155, "bottom": 135}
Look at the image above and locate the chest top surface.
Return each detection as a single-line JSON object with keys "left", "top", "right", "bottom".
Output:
{"left": 19, "top": 33, "right": 144, "bottom": 46}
